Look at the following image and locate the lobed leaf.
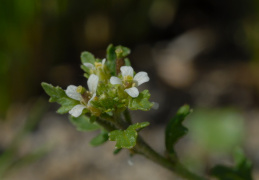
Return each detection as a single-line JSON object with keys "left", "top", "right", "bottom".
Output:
{"left": 109, "top": 122, "right": 149, "bottom": 149}
{"left": 41, "top": 82, "right": 78, "bottom": 114}
{"left": 128, "top": 90, "right": 153, "bottom": 111}
{"left": 41, "top": 82, "right": 65, "bottom": 102}
{"left": 165, "top": 105, "right": 190, "bottom": 155}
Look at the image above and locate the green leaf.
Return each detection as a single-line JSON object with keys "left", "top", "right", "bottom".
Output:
{"left": 90, "top": 131, "right": 109, "bottom": 146}
{"left": 211, "top": 166, "right": 242, "bottom": 180}
{"left": 106, "top": 44, "right": 116, "bottom": 76}
{"left": 128, "top": 90, "right": 153, "bottom": 111}
{"left": 69, "top": 115, "right": 100, "bottom": 131}
{"left": 165, "top": 105, "right": 190, "bottom": 155}
{"left": 41, "top": 82, "right": 65, "bottom": 102}
{"left": 81, "top": 51, "right": 95, "bottom": 64}
{"left": 211, "top": 149, "right": 253, "bottom": 180}
{"left": 234, "top": 149, "right": 253, "bottom": 179}
{"left": 41, "top": 82, "right": 78, "bottom": 114}
{"left": 113, "top": 148, "right": 122, "bottom": 155}
{"left": 109, "top": 122, "right": 149, "bottom": 149}
{"left": 80, "top": 64, "right": 90, "bottom": 78}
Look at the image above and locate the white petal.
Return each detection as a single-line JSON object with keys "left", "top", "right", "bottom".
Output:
{"left": 102, "top": 58, "right": 106, "bottom": 66}
{"left": 83, "top": 63, "right": 95, "bottom": 69}
{"left": 120, "top": 66, "right": 134, "bottom": 77}
{"left": 125, "top": 87, "right": 139, "bottom": 98}
{"left": 65, "top": 85, "right": 82, "bottom": 101}
{"left": 69, "top": 104, "right": 85, "bottom": 117}
{"left": 87, "top": 93, "right": 96, "bottom": 106}
{"left": 110, "top": 76, "right": 122, "bottom": 85}
{"left": 87, "top": 74, "right": 99, "bottom": 93}
{"left": 133, "top": 72, "right": 150, "bottom": 86}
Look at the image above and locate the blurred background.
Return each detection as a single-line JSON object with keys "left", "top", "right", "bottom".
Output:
{"left": 0, "top": 0, "right": 259, "bottom": 179}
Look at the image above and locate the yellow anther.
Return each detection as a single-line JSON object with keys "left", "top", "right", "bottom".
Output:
{"left": 123, "top": 75, "right": 133, "bottom": 81}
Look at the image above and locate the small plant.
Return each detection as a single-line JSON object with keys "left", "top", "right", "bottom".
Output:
{"left": 42, "top": 44, "right": 253, "bottom": 180}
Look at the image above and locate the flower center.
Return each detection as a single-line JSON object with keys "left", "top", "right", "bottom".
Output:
{"left": 123, "top": 75, "right": 136, "bottom": 88}
{"left": 95, "top": 62, "right": 103, "bottom": 68}
{"left": 80, "top": 91, "right": 92, "bottom": 105}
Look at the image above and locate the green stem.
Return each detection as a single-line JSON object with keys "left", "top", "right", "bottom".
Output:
{"left": 134, "top": 136, "right": 207, "bottom": 180}
{"left": 96, "top": 118, "right": 117, "bottom": 131}
{"left": 123, "top": 109, "right": 132, "bottom": 124}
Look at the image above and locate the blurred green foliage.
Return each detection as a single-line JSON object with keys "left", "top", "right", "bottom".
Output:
{"left": 188, "top": 108, "right": 244, "bottom": 153}
{"left": 0, "top": 0, "right": 69, "bottom": 116}
{"left": 211, "top": 148, "right": 253, "bottom": 180}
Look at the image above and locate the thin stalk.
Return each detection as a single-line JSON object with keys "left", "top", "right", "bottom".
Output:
{"left": 134, "top": 136, "right": 207, "bottom": 180}
{"left": 96, "top": 118, "right": 117, "bottom": 131}
{"left": 123, "top": 109, "right": 132, "bottom": 124}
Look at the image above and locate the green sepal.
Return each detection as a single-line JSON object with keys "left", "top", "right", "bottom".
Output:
{"left": 69, "top": 115, "right": 100, "bottom": 132}
{"left": 81, "top": 51, "right": 95, "bottom": 64}
{"left": 128, "top": 90, "right": 153, "bottom": 111}
{"left": 81, "top": 64, "right": 90, "bottom": 78}
{"left": 124, "top": 58, "right": 131, "bottom": 66}
{"left": 106, "top": 44, "right": 117, "bottom": 76}
{"left": 165, "top": 105, "right": 190, "bottom": 155}
{"left": 211, "top": 149, "right": 253, "bottom": 180}
{"left": 80, "top": 51, "right": 96, "bottom": 78}
{"left": 109, "top": 122, "right": 149, "bottom": 149}
{"left": 106, "top": 44, "right": 131, "bottom": 75}
{"left": 41, "top": 82, "right": 78, "bottom": 114}
{"left": 90, "top": 131, "right": 109, "bottom": 146}
{"left": 115, "top": 45, "right": 131, "bottom": 58}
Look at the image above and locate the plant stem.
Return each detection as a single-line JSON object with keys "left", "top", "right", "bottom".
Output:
{"left": 134, "top": 136, "right": 207, "bottom": 180}
{"left": 98, "top": 113, "right": 207, "bottom": 180}
{"left": 96, "top": 118, "right": 117, "bottom": 131}
{"left": 123, "top": 109, "right": 132, "bottom": 124}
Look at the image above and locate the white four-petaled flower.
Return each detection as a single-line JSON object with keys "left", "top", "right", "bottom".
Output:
{"left": 65, "top": 74, "right": 99, "bottom": 117}
{"left": 110, "top": 66, "right": 150, "bottom": 98}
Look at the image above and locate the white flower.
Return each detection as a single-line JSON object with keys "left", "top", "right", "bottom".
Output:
{"left": 110, "top": 66, "right": 150, "bottom": 98}
{"left": 83, "top": 58, "right": 106, "bottom": 70}
{"left": 65, "top": 74, "right": 99, "bottom": 117}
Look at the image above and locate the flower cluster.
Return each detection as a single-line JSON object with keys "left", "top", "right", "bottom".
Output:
{"left": 42, "top": 45, "right": 155, "bottom": 119}
{"left": 66, "top": 62, "right": 151, "bottom": 117}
